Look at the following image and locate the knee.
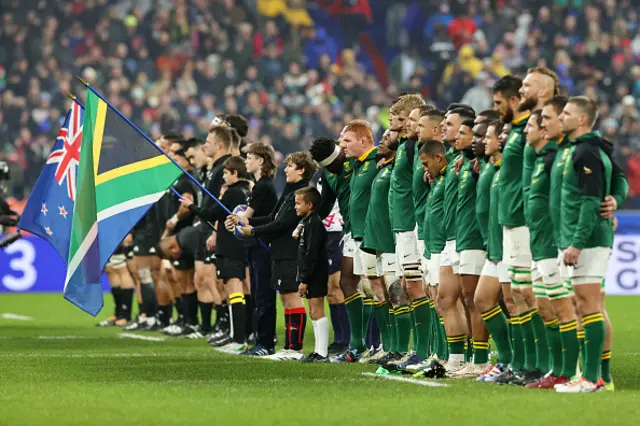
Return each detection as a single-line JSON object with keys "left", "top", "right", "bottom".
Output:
{"left": 436, "top": 292, "right": 457, "bottom": 310}
{"left": 461, "top": 291, "right": 476, "bottom": 311}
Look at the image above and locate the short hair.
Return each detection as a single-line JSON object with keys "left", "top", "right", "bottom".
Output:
{"left": 157, "top": 235, "right": 178, "bottom": 260}
{"left": 223, "top": 156, "right": 250, "bottom": 179}
{"left": 493, "top": 75, "right": 523, "bottom": 99}
{"left": 450, "top": 107, "right": 476, "bottom": 120}
{"left": 413, "top": 104, "right": 434, "bottom": 116}
{"left": 477, "top": 110, "right": 501, "bottom": 121}
{"left": 162, "top": 133, "right": 183, "bottom": 142}
{"left": 530, "top": 109, "right": 543, "bottom": 127}
{"left": 421, "top": 109, "right": 446, "bottom": 123}
{"left": 224, "top": 114, "right": 249, "bottom": 138}
{"left": 567, "top": 95, "right": 598, "bottom": 126}
{"left": 418, "top": 140, "right": 446, "bottom": 157}
{"left": 295, "top": 186, "right": 321, "bottom": 210}
{"left": 527, "top": 66, "right": 560, "bottom": 96}
{"left": 245, "top": 142, "right": 277, "bottom": 179}
{"left": 486, "top": 119, "right": 504, "bottom": 135}
{"left": 183, "top": 137, "right": 204, "bottom": 151}
{"left": 390, "top": 93, "right": 425, "bottom": 114}
{"left": 310, "top": 137, "right": 339, "bottom": 163}
{"left": 208, "top": 126, "right": 234, "bottom": 150}
{"left": 343, "top": 120, "right": 374, "bottom": 145}
{"left": 544, "top": 95, "right": 568, "bottom": 116}
{"left": 461, "top": 118, "right": 475, "bottom": 129}
{"left": 285, "top": 152, "right": 318, "bottom": 179}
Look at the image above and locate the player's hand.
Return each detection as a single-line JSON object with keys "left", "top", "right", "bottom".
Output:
{"left": 226, "top": 214, "right": 241, "bottom": 226}
{"left": 239, "top": 225, "right": 253, "bottom": 236}
{"left": 123, "top": 233, "right": 133, "bottom": 246}
{"left": 376, "top": 158, "right": 386, "bottom": 169}
{"left": 298, "top": 283, "right": 308, "bottom": 298}
{"left": 600, "top": 195, "right": 617, "bottom": 219}
{"left": 292, "top": 223, "right": 303, "bottom": 240}
{"left": 179, "top": 198, "right": 194, "bottom": 208}
{"left": 454, "top": 156, "right": 464, "bottom": 174}
{"left": 612, "top": 216, "right": 618, "bottom": 231}
{"left": 206, "top": 234, "right": 216, "bottom": 251}
{"left": 563, "top": 246, "right": 581, "bottom": 266}
{"left": 471, "top": 158, "right": 480, "bottom": 173}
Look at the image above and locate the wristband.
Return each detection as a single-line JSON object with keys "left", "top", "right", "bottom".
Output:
{"left": 169, "top": 214, "right": 178, "bottom": 225}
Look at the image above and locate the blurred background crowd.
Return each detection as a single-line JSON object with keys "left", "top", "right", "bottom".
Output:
{"left": 0, "top": 0, "right": 639, "bottom": 205}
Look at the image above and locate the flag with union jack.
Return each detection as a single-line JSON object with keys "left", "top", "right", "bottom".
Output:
{"left": 18, "top": 101, "right": 84, "bottom": 262}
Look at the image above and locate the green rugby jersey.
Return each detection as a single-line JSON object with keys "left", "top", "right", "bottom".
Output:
{"left": 428, "top": 167, "right": 447, "bottom": 254}
{"left": 560, "top": 132, "right": 616, "bottom": 250}
{"left": 522, "top": 143, "right": 537, "bottom": 225}
{"left": 526, "top": 141, "right": 558, "bottom": 261}
{"left": 389, "top": 137, "right": 416, "bottom": 232}
{"left": 488, "top": 162, "right": 503, "bottom": 262}
{"left": 444, "top": 150, "right": 462, "bottom": 241}
{"left": 412, "top": 142, "right": 430, "bottom": 240}
{"left": 498, "top": 113, "right": 529, "bottom": 227}
{"left": 456, "top": 150, "right": 485, "bottom": 251}
{"left": 361, "top": 159, "right": 395, "bottom": 254}
{"left": 349, "top": 146, "right": 379, "bottom": 240}
{"left": 321, "top": 162, "right": 353, "bottom": 233}
{"left": 549, "top": 137, "right": 570, "bottom": 247}
{"left": 475, "top": 157, "right": 494, "bottom": 250}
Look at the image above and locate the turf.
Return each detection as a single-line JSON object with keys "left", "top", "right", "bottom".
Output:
{"left": 0, "top": 294, "right": 638, "bottom": 426}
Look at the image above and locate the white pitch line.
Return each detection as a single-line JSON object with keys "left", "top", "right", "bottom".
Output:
{"left": 361, "top": 372, "right": 450, "bottom": 387}
{"left": 1, "top": 313, "right": 35, "bottom": 321}
{"left": 37, "top": 336, "right": 89, "bottom": 340}
{"left": 119, "top": 332, "right": 166, "bottom": 342}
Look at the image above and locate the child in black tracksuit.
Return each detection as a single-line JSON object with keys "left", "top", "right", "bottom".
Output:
{"left": 230, "top": 152, "right": 317, "bottom": 360}
{"left": 294, "top": 186, "right": 329, "bottom": 363}
{"left": 183, "top": 156, "right": 250, "bottom": 353}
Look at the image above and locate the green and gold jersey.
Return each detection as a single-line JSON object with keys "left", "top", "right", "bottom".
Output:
{"left": 361, "top": 159, "right": 395, "bottom": 254}
{"left": 456, "top": 152, "right": 485, "bottom": 251}
{"left": 522, "top": 143, "right": 537, "bottom": 225}
{"left": 428, "top": 167, "right": 447, "bottom": 254}
{"left": 321, "top": 162, "right": 353, "bottom": 233}
{"left": 560, "top": 132, "right": 614, "bottom": 250}
{"left": 444, "top": 150, "right": 462, "bottom": 241}
{"left": 349, "top": 146, "right": 379, "bottom": 240}
{"left": 498, "top": 113, "right": 529, "bottom": 227}
{"left": 389, "top": 137, "right": 416, "bottom": 232}
{"left": 549, "top": 137, "right": 569, "bottom": 247}
{"left": 475, "top": 158, "right": 494, "bottom": 249}
{"left": 488, "top": 162, "right": 503, "bottom": 262}
{"left": 526, "top": 141, "right": 558, "bottom": 261}
{"left": 412, "top": 143, "right": 430, "bottom": 240}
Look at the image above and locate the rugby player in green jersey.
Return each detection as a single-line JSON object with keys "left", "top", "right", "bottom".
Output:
{"left": 388, "top": 94, "right": 428, "bottom": 366}
{"left": 491, "top": 75, "right": 545, "bottom": 384}
{"left": 520, "top": 110, "right": 565, "bottom": 387}
{"left": 556, "top": 97, "right": 628, "bottom": 393}
{"left": 437, "top": 106, "right": 476, "bottom": 372}
{"left": 332, "top": 120, "right": 382, "bottom": 363}
{"left": 447, "top": 118, "right": 492, "bottom": 377}
{"left": 475, "top": 119, "right": 515, "bottom": 382}
{"left": 360, "top": 129, "right": 401, "bottom": 364}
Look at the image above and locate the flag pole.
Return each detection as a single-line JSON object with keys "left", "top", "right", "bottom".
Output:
{"left": 75, "top": 79, "right": 268, "bottom": 250}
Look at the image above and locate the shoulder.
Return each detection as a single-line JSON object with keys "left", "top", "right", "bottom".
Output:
{"left": 572, "top": 142, "right": 603, "bottom": 166}
{"left": 543, "top": 150, "right": 557, "bottom": 172}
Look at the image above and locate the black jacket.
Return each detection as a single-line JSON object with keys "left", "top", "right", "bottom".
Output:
{"left": 189, "top": 180, "right": 250, "bottom": 260}
{"left": 296, "top": 214, "right": 328, "bottom": 288}
{"left": 250, "top": 179, "right": 309, "bottom": 260}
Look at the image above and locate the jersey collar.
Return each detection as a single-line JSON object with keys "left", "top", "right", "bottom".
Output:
{"left": 512, "top": 112, "right": 530, "bottom": 126}
{"left": 358, "top": 146, "right": 376, "bottom": 162}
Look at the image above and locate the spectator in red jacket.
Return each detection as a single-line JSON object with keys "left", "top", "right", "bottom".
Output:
{"left": 627, "top": 152, "right": 640, "bottom": 196}
{"left": 449, "top": 12, "right": 477, "bottom": 49}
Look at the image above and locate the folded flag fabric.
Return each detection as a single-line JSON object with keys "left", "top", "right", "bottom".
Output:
{"left": 64, "top": 88, "right": 183, "bottom": 315}
{"left": 18, "top": 101, "right": 84, "bottom": 262}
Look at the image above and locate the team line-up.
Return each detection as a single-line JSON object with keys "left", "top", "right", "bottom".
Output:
{"left": 100, "top": 67, "right": 627, "bottom": 394}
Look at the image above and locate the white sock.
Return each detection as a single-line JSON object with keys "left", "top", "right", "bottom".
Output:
{"left": 448, "top": 354, "right": 465, "bottom": 368}
{"left": 314, "top": 317, "right": 330, "bottom": 357}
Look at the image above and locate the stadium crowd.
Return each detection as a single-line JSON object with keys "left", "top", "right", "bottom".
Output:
{"left": 0, "top": 0, "right": 639, "bottom": 200}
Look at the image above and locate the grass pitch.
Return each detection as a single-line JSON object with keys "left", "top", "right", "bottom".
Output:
{"left": 1, "top": 294, "right": 639, "bottom": 426}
